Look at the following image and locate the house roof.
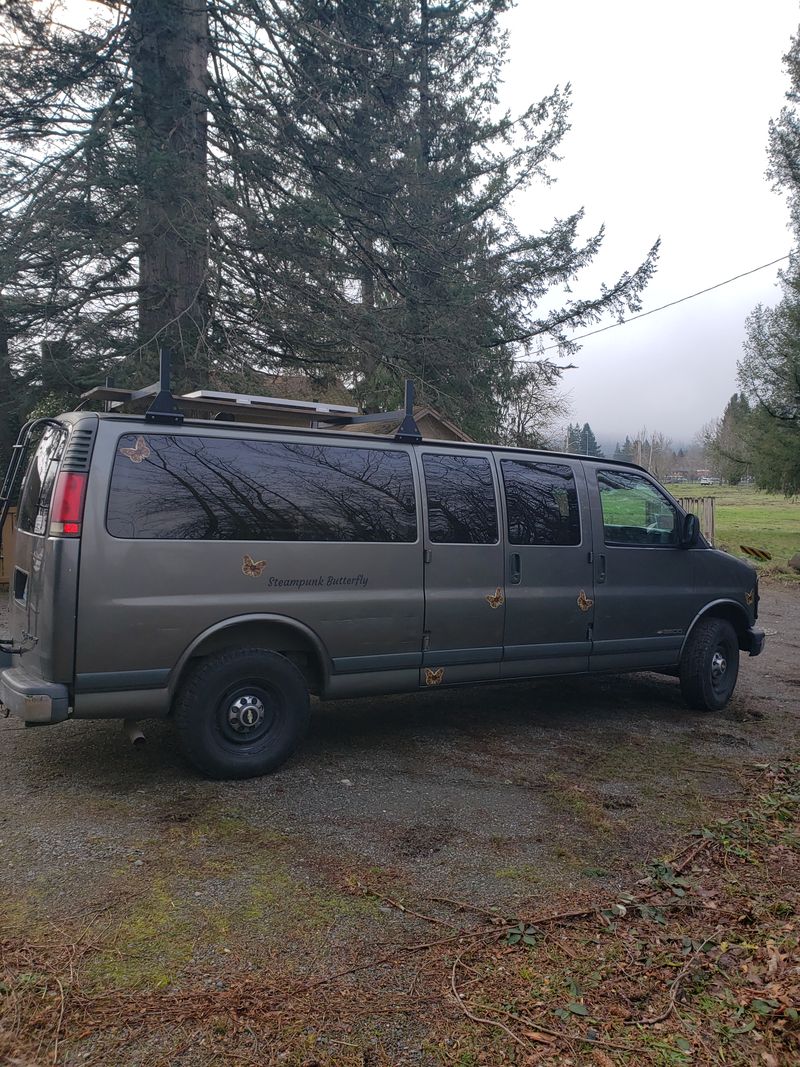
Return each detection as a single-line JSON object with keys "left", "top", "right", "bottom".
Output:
{"left": 253, "top": 372, "right": 354, "bottom": 408}
{"left": 335, "top": 405, "right": 473, "bottom": 442}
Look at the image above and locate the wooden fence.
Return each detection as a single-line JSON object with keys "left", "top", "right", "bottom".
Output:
{"left": 677, "top": 496, "right": 715, "bottom": 546}
{"left": 0, "top": 507, "right": 16, "bottom": 585}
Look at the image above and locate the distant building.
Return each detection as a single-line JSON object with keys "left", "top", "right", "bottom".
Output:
{"left": 82, "top": 372, "right": 473, "bottom": 443}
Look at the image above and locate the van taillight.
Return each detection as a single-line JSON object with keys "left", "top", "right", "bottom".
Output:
{"left": 50, "top": 472, "right": 87, "bottom": 536}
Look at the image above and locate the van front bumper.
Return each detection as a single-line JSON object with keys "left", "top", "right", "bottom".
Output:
{"left": 0, "top": 664, "right": 70, "bottom": 724}
{"left": 741, "top": 628, "right": 765, "bottom": 657}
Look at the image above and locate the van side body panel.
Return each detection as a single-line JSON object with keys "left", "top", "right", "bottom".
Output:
{"left": 73, "top": 422, "right": 424, "bottom": 712}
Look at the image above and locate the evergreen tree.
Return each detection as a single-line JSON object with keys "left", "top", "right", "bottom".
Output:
{"left": 614, "top": 435, "right": 635, "bottom": 461}
{"left": 0, "top": 0, "right": 660, "bottom": 452}
{"left": 734, "top": 27, "right": 800, "bottom": 491}
{"left": 704, "top": 393, "right": 751, "bottom": 484}
{"left": 579, "top": 422, "right": 604, "bottom": 457}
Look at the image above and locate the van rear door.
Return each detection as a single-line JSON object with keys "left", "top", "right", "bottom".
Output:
{"left": 5, "top": 418, "right": 94, "bottom": 686}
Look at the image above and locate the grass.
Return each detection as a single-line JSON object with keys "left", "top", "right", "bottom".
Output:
{"left": 667, "top": 483, "right": 800, "bottom": 575}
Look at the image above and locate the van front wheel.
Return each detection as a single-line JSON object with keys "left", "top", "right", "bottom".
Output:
{"left": 679, "top": 618, "right": 739, "bottom": 712}
{"left": 173, "top": 648, "right": 310, "bottom": 779}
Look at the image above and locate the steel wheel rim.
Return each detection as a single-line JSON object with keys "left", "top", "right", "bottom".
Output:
{"left": 216, "top": 682, "right": 279, "bottom": 745}
{"left": 710, "top": 643, "right": 733, "bottom": 696}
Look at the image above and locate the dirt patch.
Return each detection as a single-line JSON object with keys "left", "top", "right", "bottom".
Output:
{"left": 1, "top": 580, "right": 798, "bottom": 1064}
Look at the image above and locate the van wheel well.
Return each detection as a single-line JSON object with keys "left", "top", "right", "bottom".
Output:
{"left": 174, "top": 622, "right": 325, "bottom": 698}
{"left": 689, "top": 604, "right": 750, "bottom": 651}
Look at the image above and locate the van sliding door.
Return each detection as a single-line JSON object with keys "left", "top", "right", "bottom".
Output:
{"left": 418, "top": 450, "right": 504, "bottom": 686}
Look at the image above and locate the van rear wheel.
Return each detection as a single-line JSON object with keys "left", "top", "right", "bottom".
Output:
{"left": 679, "top": 617, "right": 739, "bottom": 712}
{"left": 174, "top": 648, "right": 310, "bottom": 779}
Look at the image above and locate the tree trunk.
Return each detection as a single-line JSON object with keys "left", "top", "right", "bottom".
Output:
{"left": 130, "top": 0, "right": 209, "bottom": 388}
{"left": 0, "top": 303, "right": 17, "bottom": 472}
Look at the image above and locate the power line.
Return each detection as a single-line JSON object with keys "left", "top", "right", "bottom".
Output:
{"left": 530, "top": 253, "right": 791, "bottom": 357}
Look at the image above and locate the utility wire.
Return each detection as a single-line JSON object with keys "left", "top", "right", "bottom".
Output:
{"left": 530, "top": 253, "right": 791, "bottom": 357}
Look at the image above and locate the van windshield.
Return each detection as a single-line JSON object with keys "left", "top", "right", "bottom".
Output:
{"left": 17, "top": 426, "right": 66, "bottom": 535}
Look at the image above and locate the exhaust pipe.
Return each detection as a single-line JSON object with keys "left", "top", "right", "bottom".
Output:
{"left": 123, "top": 720, "right": 146, "bottom": 745}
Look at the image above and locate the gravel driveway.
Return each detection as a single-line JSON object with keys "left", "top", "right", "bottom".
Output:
{"left": 1, "top": 581, "right": 797, "bottom": 1063}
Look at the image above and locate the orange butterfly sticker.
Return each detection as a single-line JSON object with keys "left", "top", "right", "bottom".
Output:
{"left": 577, "top": 589, "right": 594, "bottom": 613}
{"left": 485, "top": 587, "right": 504, "bottom": 609}
{"left": 119, "top": 435, "right": 151, "bottom": 464}
{"left": 424, "top": 667, "right": 444, "bottom": 687}
{"left": 242, "top": 554, "right": 267, "bottom": 578}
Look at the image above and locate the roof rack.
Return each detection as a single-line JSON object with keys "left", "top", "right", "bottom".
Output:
{"left": 79, "top": 349, "right": 422, "bottom": 442}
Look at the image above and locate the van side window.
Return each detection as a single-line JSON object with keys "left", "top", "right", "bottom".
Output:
{"left": 422, "top": 454, "right": 498, "bottom": 544}
{"left": 501, "top": 460, "right": 581, "bottom": 546}
{"left": 17, "top": 427, "right": 65, "bottom": 535}
{"left": 107, "top": 435, "right": 417, "bottom": 542}
{"left": 598, "top": 471, "right": 678, "bottom": 546}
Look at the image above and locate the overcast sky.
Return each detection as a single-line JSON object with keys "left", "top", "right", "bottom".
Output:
{"left": 498, "top": 0, "right": 799, "bottom": 447}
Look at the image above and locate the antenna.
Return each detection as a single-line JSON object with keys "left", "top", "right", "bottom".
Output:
{"left": 145, "top": 348, "right": 184, "bottom": 425}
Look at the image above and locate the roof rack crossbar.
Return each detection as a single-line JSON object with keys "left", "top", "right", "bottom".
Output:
{"left": 318, "top": 379, "right": 422, "bottom": 441}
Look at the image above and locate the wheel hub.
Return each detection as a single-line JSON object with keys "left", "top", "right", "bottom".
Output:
{"left": 227, "top": 693, "right": 266, "bottom": 734}
{"left": 711, "top": 651, "right": 727, "bottom": 679}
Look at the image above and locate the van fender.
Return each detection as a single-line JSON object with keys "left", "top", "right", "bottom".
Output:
{"left": 679, "top": 599, "right": 750, "bottom": 659}
{"left": 169, "top": 613, "right": 331, "bottom": 696}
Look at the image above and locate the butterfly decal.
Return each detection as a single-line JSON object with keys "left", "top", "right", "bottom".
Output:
{"left": 242, "top": 554, "right": 267, "bottom": 578}
{"left": 577, "top": 589, "right": 594, "bottom": 613}
{"left": 424, "top": 667, "right": 444, "bottom": 687}
{"left": 485, "top": 587, "right": 504, "bottom": 609}
{"left": 119, "top": 435, "right": 151, "bottom": 464}
{"left": 745, "top": 589, "right": 754, "bottom": 605}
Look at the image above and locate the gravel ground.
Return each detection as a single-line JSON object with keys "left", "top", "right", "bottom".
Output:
{"left": 1, "top": 581, "right": 798, "bottom": 1063}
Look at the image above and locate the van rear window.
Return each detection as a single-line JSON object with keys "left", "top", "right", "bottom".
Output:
{"left": 107, "top": 434, "right": 417, "bottom": 542}
{"left": 17, "top": 427, "right": 65, "bottom": 535}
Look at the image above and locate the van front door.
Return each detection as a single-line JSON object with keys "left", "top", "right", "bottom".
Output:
{"left": 587, "top": 467, "right": 697, "bottom": 671}
{"left": 496, "top": 455, "right": 594, "bottom": 677}
{"left": 419, "top": 450, "right": 504, "bottom": 686}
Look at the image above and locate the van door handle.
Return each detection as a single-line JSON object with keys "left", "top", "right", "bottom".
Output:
{"left": 509, "top": 552, "right": 521, "bottom": 585}
{"left": 598, "top": 553, "right": 607, "bottom": 583}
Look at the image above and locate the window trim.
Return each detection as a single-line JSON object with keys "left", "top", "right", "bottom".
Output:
{"left": 596, "top": 468, "right": 680, "bottom": 549}
{"left": 105, "top": 431, "right": 420, "bottom": 544}
{"left": 500, "top": 458, "right": 583, "bottom": 548}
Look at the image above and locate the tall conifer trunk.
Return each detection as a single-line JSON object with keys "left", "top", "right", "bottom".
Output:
{"left": 130, "top": 0, "right": 209, "bottom": 386}
{"left": 0, "top": 303, "right": 16, "bottom": 470}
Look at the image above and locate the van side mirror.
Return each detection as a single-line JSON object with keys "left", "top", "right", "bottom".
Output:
{"left": 680, "top": 512, "right": 699, "bottom": 548}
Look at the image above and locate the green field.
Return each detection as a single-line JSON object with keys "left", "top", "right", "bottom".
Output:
{"left": 667, "top": 483, "right": 800, "bottom": 580}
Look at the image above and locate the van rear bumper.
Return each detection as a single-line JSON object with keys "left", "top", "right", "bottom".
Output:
{"left": 0, "top": 665, "right": 70, "bottom": 724}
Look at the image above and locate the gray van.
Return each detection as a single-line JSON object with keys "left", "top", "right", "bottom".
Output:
{"left": 1, "top": 391, "right": 764, "bottom": 779}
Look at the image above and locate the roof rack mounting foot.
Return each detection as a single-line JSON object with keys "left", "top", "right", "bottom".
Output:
{"left": 145, "top": 348, "right": 184, "bottom": 425}
{"left": 394, "top": 379, "right": 421, "bottom": 443}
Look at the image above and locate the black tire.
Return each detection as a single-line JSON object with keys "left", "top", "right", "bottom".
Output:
{"left": 173, "top": 648, "right": 310, "bottom": 779}
{"left": 679, "top": 617, "right": 739, "bottom": 711}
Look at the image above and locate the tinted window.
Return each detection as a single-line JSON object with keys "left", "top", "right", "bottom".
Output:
{"left": 598, "top": 470, "right": 678, "bottom": 546}
{"left": 422, "top": 454, "right": 498, "bottom": 544}
{"left": 17, "top": 426, "right": 65, "bottom": 535}
{"left": 501, "top": 460, "right": 581, "bottom": 546}
{"left": 107, "top": 435, "right": 417, "bottom": 542}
